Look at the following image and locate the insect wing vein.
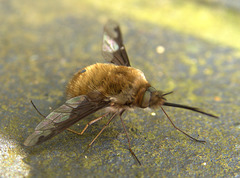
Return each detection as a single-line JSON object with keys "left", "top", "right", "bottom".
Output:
{"left": 102, "top": 20, "right": 130, "bottom": 66}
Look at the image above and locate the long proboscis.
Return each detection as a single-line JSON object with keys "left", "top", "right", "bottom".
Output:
{"left": 163, "top": 102, "right": 219, "bottom": 118}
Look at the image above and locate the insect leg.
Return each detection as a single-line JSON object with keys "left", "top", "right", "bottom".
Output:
{"left": 119, "top": 111, "right": 141, "bottom": 165}
{"left": 67, "top": 112, "right": 110, "bottom": 135}
{"left": 160, "top": 106, "right": 205, "bottom": 143}
{"left": 31, "top": 100, "right": 46, "bottom": 118}
{"left": 88, "top": 111, "right": 119, "bottom": 147}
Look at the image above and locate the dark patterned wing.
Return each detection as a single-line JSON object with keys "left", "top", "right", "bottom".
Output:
{"left": 24, "top": 95, "right": 111, "bottom": 146}
{"left": 102, "top": 20, "right": 131, "bottom": 66}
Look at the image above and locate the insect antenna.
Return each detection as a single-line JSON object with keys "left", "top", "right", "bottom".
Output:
{"left": 162, "top": 91, "right": 174, "bottom": 96}
{"left": 119, "top": 110, "right": 141, "bottom": 165}
{"left": 30, "top": 100, "right": 46, "bottom": 118}
{"left": 160, "top": 106, "right": 205, "bottom": 143}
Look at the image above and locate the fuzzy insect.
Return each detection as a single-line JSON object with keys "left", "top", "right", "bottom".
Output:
{"left": 24, "top": 20, "right": 218, "bottom": 165}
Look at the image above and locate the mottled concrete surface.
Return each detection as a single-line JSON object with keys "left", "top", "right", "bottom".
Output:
{"left": 0, "top": 0, "right": 239, "bottom": 177}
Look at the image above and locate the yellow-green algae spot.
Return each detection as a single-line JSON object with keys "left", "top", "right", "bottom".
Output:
{"left": 1, "top": 105, "right": 8, "bottom": 111}
{"left": 180, "top": 56, "right": 198, "bottom": 76}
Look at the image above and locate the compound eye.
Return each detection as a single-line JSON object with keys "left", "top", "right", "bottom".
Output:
{"left": 141, "top": 90, "right": 151, "bottom": 108}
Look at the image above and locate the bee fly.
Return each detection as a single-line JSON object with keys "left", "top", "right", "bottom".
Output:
{"left": 24, "top": 20, "right": 218, "bottom": 165}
